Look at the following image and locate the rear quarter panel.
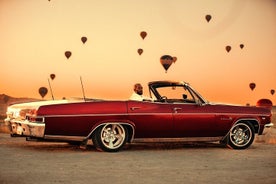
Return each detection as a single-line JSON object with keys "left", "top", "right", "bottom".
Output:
{"left": 37, "top": 101, "right": 128, "bottom": 136}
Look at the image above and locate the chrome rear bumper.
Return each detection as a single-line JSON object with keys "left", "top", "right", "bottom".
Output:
{"left": 263, "top": 123, "right": 274, "bottom": 135}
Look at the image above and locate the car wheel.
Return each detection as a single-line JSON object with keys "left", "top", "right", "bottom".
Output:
{"left": 227, "top": 122, "right": 255, "bottom": 149}
{"left": 92, "top": 123, "right": 128, "bottom": 152}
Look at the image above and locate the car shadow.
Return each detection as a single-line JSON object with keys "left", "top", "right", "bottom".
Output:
{"left": 123, "top": 142, "right": 228, "bottom": 151}
{"left": 1, "top": 135, "right": 228, "bottom": 152}
{"left": 12, "top": 141, "right": 228, "bottom": 152}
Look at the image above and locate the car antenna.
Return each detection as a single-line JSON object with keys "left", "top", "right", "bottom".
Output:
{"left": 80, "top": 76, "right": 86, "bottom": 102}
{"left": 48, "top": 78, "right": 55, "bottom": 100}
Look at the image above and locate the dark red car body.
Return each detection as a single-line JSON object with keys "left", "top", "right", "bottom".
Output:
{"left": 5, "top": 81, "right": 273, "bottom": 152}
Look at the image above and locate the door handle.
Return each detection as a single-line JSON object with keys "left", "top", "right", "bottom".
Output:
{"left": 173, "top": 107, "right": 182, "bottom": 113}
{"left": 130, "top": 107, "right": 140, "bottom": 111}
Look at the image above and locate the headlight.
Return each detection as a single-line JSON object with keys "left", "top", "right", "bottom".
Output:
{"left": 6, "top": 108, "right": 21, "bottom": 119}
{"left": 6, "top": 108, "right": 36, "bottom": 120}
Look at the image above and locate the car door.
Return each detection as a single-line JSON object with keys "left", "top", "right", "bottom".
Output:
{"left": 172, "top": 103, "right": 217, "bottom": 137}
{"left": 127, "top": 101, "right": 173, "bottom": 138}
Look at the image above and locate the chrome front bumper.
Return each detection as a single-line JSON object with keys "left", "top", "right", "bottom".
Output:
{"left": 262, "top": 123, "right": 274, "bottom": 135}
{"left": 5, "top": 118, "right": 45, "bottom": 138}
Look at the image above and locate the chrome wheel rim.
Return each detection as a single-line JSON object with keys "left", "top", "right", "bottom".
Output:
{"left": 100, "top": 124, "right": 125, "bottom": 150}
{"left": 230, "top": 123, "right": 252, "bottom": 147}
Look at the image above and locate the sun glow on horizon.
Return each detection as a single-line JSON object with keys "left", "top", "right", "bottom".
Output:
{"left": 0, "top": 0, "right": 275, "bottom": 106}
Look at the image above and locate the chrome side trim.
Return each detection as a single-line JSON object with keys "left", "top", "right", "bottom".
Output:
{"left": 44, "top": 135, "right": 85, "bottom": 142}
{"left": 42, "top": 113, "right": 128, "bottom": 118}
{"left": 132, "top": 137, "right": 223, "bottom": 143}
{"left": 41, "top": 112, "right": 270, "bottom": 118}
{"left": 21, "top": 134, "right": 224, "bottom": 144}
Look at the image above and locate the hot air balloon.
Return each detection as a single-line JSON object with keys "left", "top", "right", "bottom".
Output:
{"left": 205, "top": 14, "right": 212, "bottom": 22}
{"left": 39, "top": 87, "right": 48, "bottom": 99}
{"left": 240, "top": 44, "right": 244, "bottom": 49}
{"left": 160, "top": 55, "right": 173, "bottom": 73}
{"left": 50, "top": 74, "right": 55, "bottom": 80}
{"left": 249, "top": 83, "right": 256, "bottom": 91}
{"left": 140, "top": 31, "right": 147, "bottom": 40}
{"left": 65, "top": 51, "right": 71, "bottom": 59}
{"left": 81, "top": 36, "right": 87, "bottom": 44}
{"left": 256, "top": 99, "right": 273, "bottom": 110}
{"left": 137, "top": 48, "right": 143, "bottom": 55}
{"left": 271, "top": 89, "right": 275, "bottom": 95}
{"left": 173, "top": 56, "right": 177, "bottom": 63}
{"left": 225, "top": 45, "right": 231, "bottom": 53}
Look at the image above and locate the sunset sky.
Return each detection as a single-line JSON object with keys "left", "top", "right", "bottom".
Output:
{"left": 1, "top": 0, "right": 275, "bottom": 105}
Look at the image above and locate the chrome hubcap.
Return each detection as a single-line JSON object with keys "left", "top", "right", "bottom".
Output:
{"left": 230, "top": 123, "right": 251, "bottom": 147}
{"left": 101, "top": 124, "right": 125, "bottom": 149}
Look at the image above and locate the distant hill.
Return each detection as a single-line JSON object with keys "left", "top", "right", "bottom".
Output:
{"left": 0, "top": 94, "right": 40, "bottom": 116}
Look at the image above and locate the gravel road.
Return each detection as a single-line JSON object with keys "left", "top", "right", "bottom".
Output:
{"left": 0, "top": 133, "right": 275, "bottom": 184}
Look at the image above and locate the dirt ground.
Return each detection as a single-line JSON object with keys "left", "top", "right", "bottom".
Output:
{"left": 0, "top": 131, "right": 276, "bottom": 184}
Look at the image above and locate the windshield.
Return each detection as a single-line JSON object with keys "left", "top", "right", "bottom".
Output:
{"left": 154, "top": 85, "right": 206, "bottom": 104}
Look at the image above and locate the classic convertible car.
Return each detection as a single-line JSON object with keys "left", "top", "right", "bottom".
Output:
{"left": 5, "top": 81, "right": 273, "bottom": 152}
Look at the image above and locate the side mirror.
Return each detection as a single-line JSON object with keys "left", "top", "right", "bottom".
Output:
{"left": 196, "top": 99, "right": 205, "bottom": 106}
{"left": 160, "top": 96, "right": 168, "bottom": 102}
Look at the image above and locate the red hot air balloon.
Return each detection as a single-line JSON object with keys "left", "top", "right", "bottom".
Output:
{"left": 225, "top": 45, "right": 231, "bottom": 53}
{"left": 81, "top": 36, "right": 87, "bottom": 44}
{"left": 140, "top": 31, "right": 147, "bottom": 40}
{"left": 205, "top": 14, "right": 212, "bottom": 22}
{"left": 256, "top": 99, "right": 273, "bottom": 110}
{"left": 249, "top": 83, "right": 256, "bottom": 91}
{"left": 271, "top": 89, "right": 275, "bottom": 95}
{"left": 50, "top": 74, "right": 55, "bottom": 80}
{"left": 173, "top": 56, "right": 177, "bottom": 63}
{"left": 39, "top": 87, "right": 48, "bottom": 99}
{"left": 137, "top": 48, "right": 143, "bottom": 55}
{"left": 65, "top": 51, "right": 71, "bottom": 59}
{"left": 160, "top": 55, "right": 173, "bottom": 73}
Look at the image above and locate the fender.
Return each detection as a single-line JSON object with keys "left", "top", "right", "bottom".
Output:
{"left": 85, "top": 119, "right": 136, "bottom": 142}
{"left": 222, "top": 118, "right": 260, "bottom": 142}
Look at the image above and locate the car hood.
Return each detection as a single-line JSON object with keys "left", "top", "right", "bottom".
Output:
{"left": 208, "top": 102, "right": 271, "bottom": 115}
